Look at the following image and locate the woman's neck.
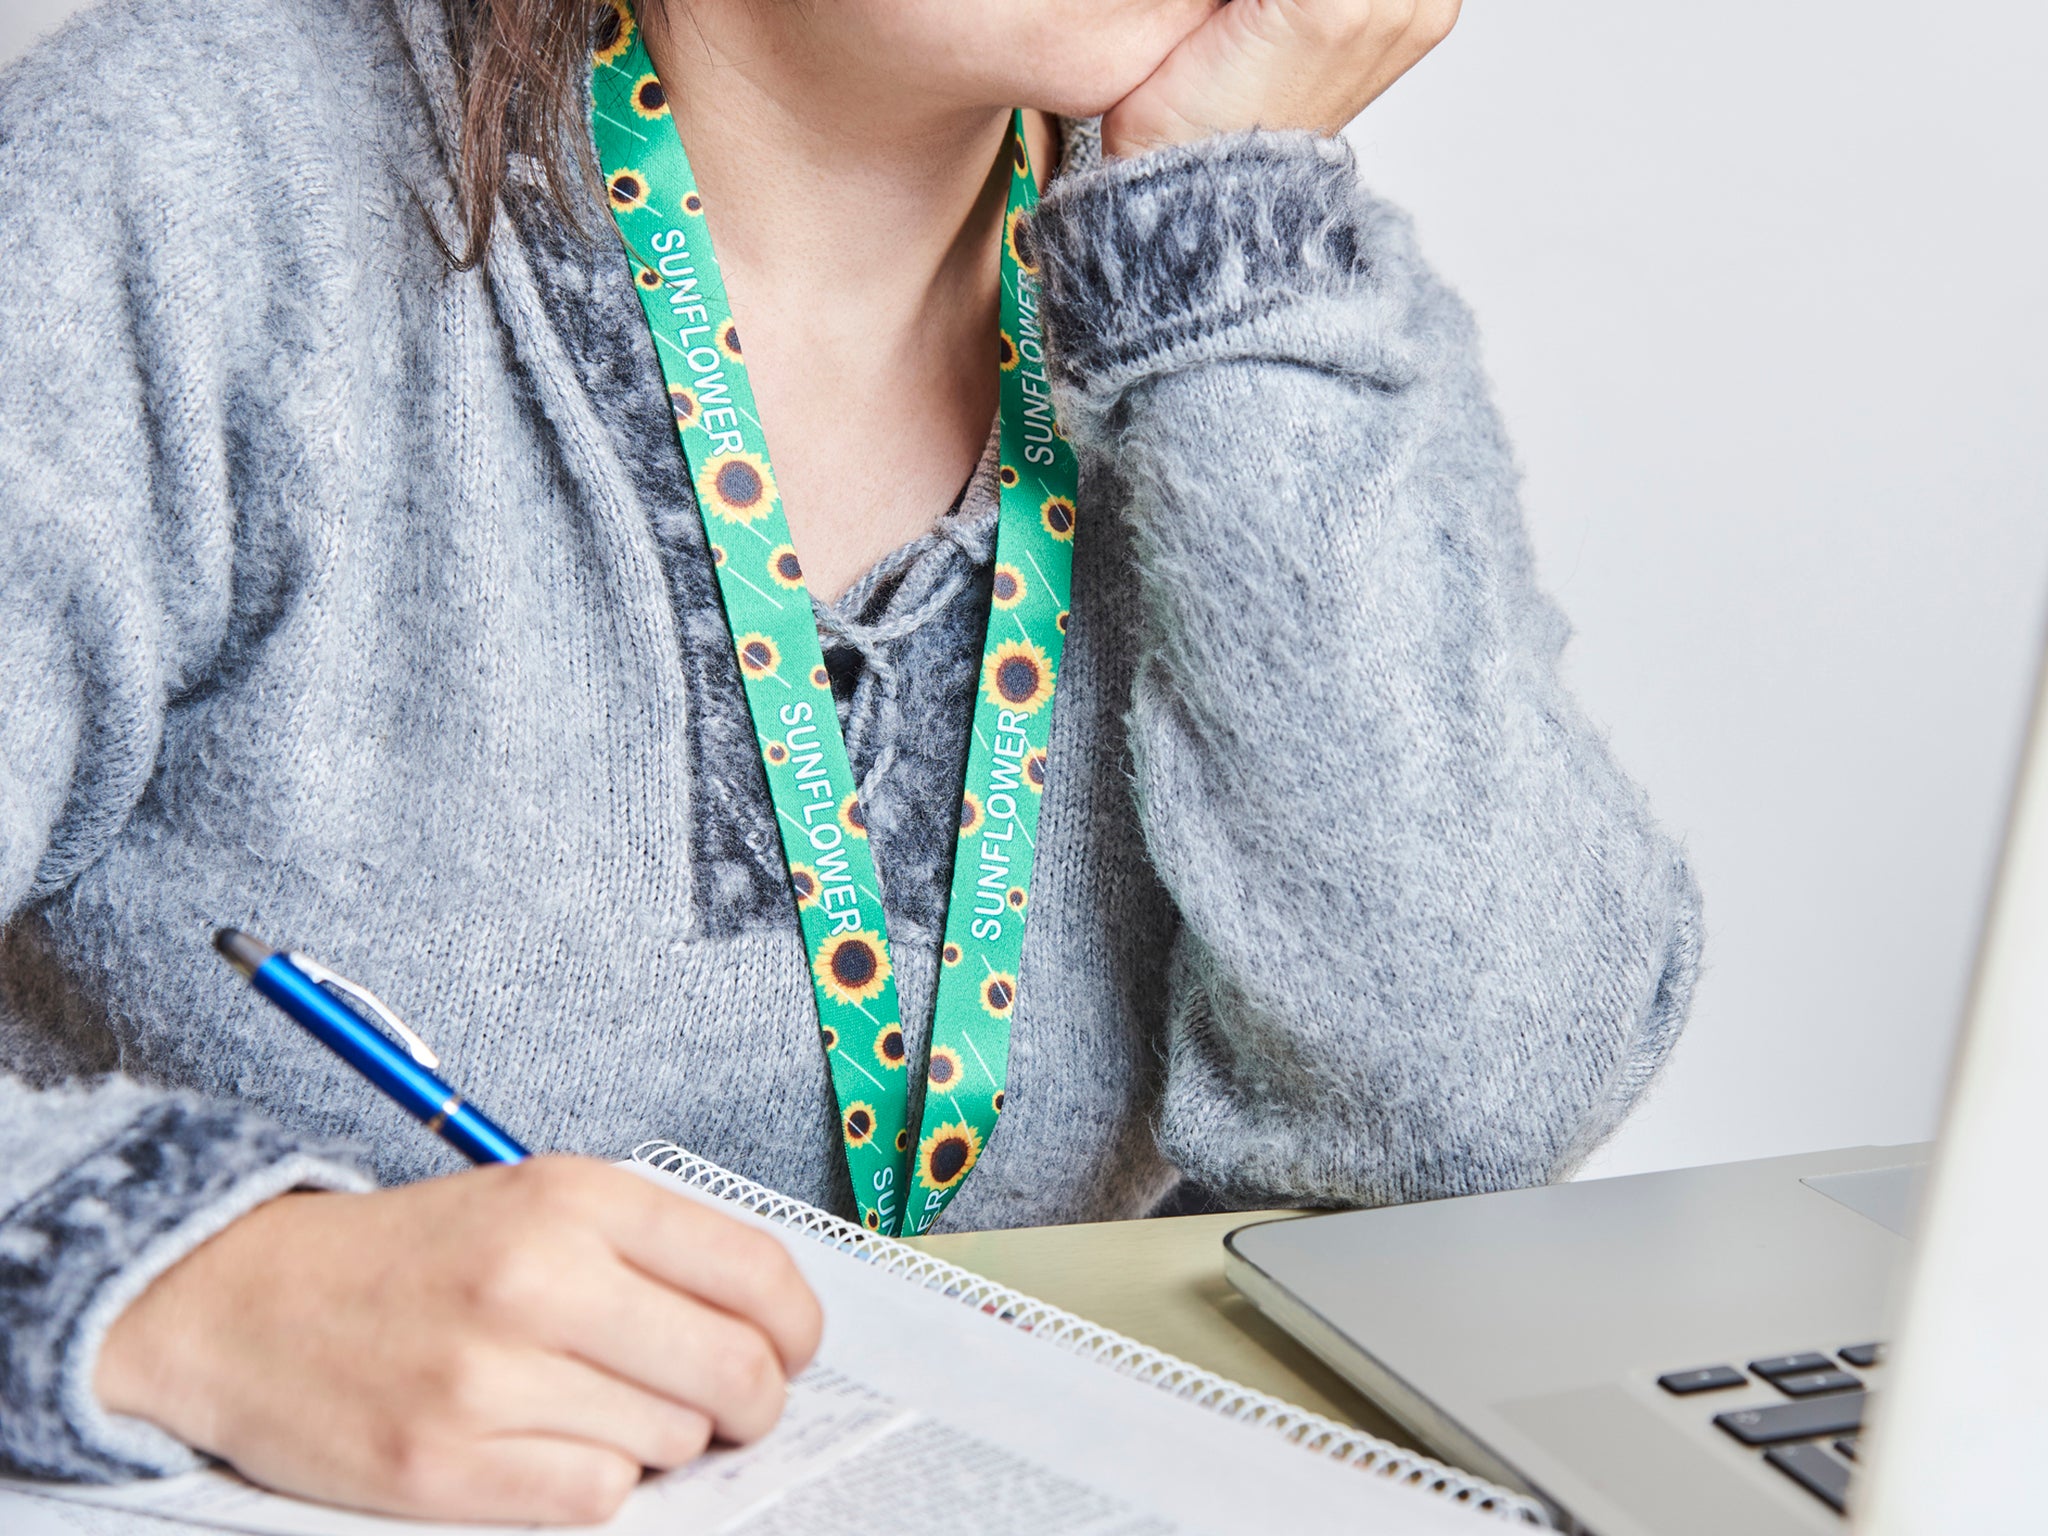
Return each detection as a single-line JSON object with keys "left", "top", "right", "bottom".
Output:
{"left": 641, "top": 2, "right": 1051, "bottom": 601}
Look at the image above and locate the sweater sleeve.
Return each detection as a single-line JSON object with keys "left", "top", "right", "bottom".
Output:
{"left": 0, "top": 26, "right": 374, "bottom": 1482}
{"left": 1029, "top": 131, "right": 1703, "bottom": 1209}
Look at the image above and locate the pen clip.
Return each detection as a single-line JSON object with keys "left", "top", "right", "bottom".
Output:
{"left": 285, "top": 952, "right": 441, "bottom": 1070}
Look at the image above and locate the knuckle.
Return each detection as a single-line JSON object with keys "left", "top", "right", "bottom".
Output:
{"left": 505, "top": 1155, "right": 601, "bottom": 1216}
{"left": 465, "top": 1237, "right": 565, "bottom": 1327}
{"left": 548, "top": 1452, "right": 640, "bottom": 1524}
{"left": 730, "top": 1225, "right": 791, "bottom": 1280}
{"left": 426, "top": 1341, "right": 500, "bottom": 1423}
{"left": 650, "top": 1409, "right": 714, "bottom": 1469}
{"left": 711, "top": 1329, "right": 783, "bottom": 1414}
{"left": 371, "top": 1423, "right": 455, "bottom": 1511}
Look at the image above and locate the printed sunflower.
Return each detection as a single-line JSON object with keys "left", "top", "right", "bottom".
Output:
{"left": 872, "top": 1022, "right": 908, "bottom": 1072}
{"left": 735, "top": 633, "right": 780, "bottom": 681}
{"left": 1004, "top": 207, "right": 1037, "bottom": 275}
{"left": 842, "top": 1101, "right": 877, "bottom": 1149}
{"left": 990, "top": 564, "right": 1026, "bottom": 610}
{"left": 838, "top": 793, "right": 868, "bottom": 839}
{"left": 1039, "top": 493, "right": 1076, "bottom": 543}
{"left": 630, "top": 75, "right": 669, "bottom": 119}
{"left": 606, "top": 168, "right": 649, "bottom": 214}
{"left": 787, "top": 863, "right": 821, "bottom": 908}
{"left": 926, "top": 1045, "right": 965, "bottom": 1094}
{"left": 916, "top": 1120, "right": 984, "bottom": 1193}
{"left": 592, "top": 0, "right": 634, "bottom": 65}
{"left": 814, "top": 931, "right": 891, "bottom": 1009}
{"left": 768, "top": 545, "right": 806, "bottom": 590}
{"left": 697, "top": 450, "right": 777, "bottom": 524}
{"left": 979, "top": 971, "right": 1018, "bottom": 1020}
{"left": 982, "top": 639, "right": 1054, "bottom": 715}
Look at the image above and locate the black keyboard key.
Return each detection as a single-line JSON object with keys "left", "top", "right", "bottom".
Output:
{"left": 1658, "top": 1365, "right": 1746, "bottom": 1395}
{"left": 1750, "top": 1352, "right": 1834, "bottom": 1379}
{"left": 1774, "top": 1369, "right": 1862, "bottom": 1398}
{"left": 1765, "top": 1443, "right": 1852, "bottom": 1513}
{"left": 1839, "top": 1343, "right": 1884, "bottom": 1368}
{"left": 1714, "top": 1393, "right": 1865, "bottom": 1446}
{"left": 1833, "top": 1435, "right": 1861, "bottom": 1462}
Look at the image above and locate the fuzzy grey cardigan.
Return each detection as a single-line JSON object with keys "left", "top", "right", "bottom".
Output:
{"left": 0, "top": 0, "right": 1701, "bottom": 1486}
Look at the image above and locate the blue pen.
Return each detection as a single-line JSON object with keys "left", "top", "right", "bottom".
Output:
{"left": 213, "top": 928, "right": 529, "bottom": 1165}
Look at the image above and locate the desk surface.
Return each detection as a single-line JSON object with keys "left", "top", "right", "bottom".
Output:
{"left": 908, "top": 1210, "right": 1421, "bottom": 1453}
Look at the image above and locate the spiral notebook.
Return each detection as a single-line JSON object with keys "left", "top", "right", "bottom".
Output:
{"left": 0, "top": 1144, "right": 1547, "bottom": 1535}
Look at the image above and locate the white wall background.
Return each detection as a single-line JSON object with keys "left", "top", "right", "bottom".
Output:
{"left": 1344, "top": 7, "right": 2048, "bottom": 1177}
{"left": 7, "top": 3, "right": 2046, "bottom": 1180}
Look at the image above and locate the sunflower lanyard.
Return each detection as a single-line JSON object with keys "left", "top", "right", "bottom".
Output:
{"left": 591, "top": 9, "right": 1077, "bottom": 1236}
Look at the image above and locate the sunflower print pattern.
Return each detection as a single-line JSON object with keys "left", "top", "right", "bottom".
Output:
{"left": 990, "top": 563, "right": 1026, "bottom": 610}
{"left": 815, "top": 931, "right": 890, "bottom": 1008}
{"left": 768, "top": 545, "right": 805, "bottom": 590}
{"left": 838, "top": 793, "right": 867, "bottom": 838}
{"left": 594, "top": 18, "right": 1075, "bottom": 1235}
{"left": 606, "top": 169, "right": 649, "bottom": 213}
{"left": 843, "top": 1102, "right": 876, "bottom": 1148}
{"left": 592, "top": 0, "right": 633, "bottom": 65}
{"left": 735, "top": 633, "right": 780, "bottom": 680}
{"left": 697, "top": 450, "right": 776, "bottom": 524}
{"left": 918, "top": 1121, "right": 984, "bottom": 1193}
{"left": 631, "top": 75, "right": 668, "bottom": 119}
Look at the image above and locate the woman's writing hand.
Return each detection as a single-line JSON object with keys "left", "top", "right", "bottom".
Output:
{"left": 1102, "top": 0, "right": 1460, "bottom": 159}
{"left": 95, "top": 1157, "right": 822, "bottom": 1524}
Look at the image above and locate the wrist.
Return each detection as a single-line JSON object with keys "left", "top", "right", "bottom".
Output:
{"left": 95, "top": 1191, "right": 327, "bottom": 1452}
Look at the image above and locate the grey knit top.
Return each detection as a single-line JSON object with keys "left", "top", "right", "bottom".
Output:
{"left": 0, "top": 0, "right": 1701, "bottom": 1486}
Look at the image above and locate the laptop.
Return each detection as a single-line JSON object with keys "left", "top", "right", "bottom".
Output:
{"left": 1225, "top": 649, "right": 2048, "bottom": 1533}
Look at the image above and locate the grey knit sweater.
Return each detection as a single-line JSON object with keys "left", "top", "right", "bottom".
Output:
{"left": 0, "top": 0, "right": 1701, "bottom": 1488}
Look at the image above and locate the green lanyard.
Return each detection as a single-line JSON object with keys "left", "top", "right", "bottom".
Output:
{"left": 590, "top": 8, "right": 1077, "bottom": 1235}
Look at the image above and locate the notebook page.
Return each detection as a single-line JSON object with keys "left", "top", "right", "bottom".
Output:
{"left": 639, "top": 1162, "right": 1499, "bottom": 1535}
{"left": 0, "top": 1162, "right": 1510, "bottom": 1535}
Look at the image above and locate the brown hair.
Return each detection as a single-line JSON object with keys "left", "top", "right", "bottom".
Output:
{"left": 441, "top": 0, "right": 609, "bottom": 269}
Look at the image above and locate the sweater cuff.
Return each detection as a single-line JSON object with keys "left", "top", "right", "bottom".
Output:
{"left": 0, "top": 1096, "right": 371, "bottom": 1481}
{"left": 1029, "top": 130, "right": 1406, "bottom": 434}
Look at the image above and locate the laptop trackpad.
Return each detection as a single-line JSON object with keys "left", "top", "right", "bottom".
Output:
{"left": 1801, "top": 1163, "right": 1926, "bottom": 1238}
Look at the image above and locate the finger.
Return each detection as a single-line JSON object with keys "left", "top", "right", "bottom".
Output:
{"left": 313, "top": 1431, "right": 642, "bottom": 1526}
{"left": 430, "top": 1436, "right": 644, "bottom": 1526}
{"left": 483, "top": 1349, "right": 715, "bottom": 1471}
{"left": 565, "top": 1260, "right": 792, "bottom": 1444}
{"left": 596, "top": 1174, "right": 824, "bottom": 1373}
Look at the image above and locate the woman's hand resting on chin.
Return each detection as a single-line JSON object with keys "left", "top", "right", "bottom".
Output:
{"left": 1102, "top": 0, "right": 1461, "bottom": 158}
{"left": 95, "top": 1157, "right": 822, "bottom": 1525}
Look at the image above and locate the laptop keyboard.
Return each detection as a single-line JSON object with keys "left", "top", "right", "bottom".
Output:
{"left": 1657, "top": 1343, "right": 1884, "bottom": 1515}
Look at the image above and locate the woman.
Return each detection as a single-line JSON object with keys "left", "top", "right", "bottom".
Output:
{"left": 0, "top": 0, "right": 1700, "bottom": 1522}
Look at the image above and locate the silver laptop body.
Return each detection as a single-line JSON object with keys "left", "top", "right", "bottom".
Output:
{"left": 1227, "top": 646, "right": 2048, "bottom": 1533}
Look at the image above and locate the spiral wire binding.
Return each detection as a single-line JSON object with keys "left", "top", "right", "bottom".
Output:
{"left": 635, "top": 1142, "right": 1552, "bottom": 1526}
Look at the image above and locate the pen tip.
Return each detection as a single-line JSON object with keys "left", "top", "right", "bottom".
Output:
{"left": 213, "top": 928, "right": 273, "bottom": 978}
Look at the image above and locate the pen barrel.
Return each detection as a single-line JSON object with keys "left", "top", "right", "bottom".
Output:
{"left": 252, "top": 957, "right": 527, "bottom": 1164}
{"left": 440, "top": 1101, "right": 530, "bottom": 1165}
